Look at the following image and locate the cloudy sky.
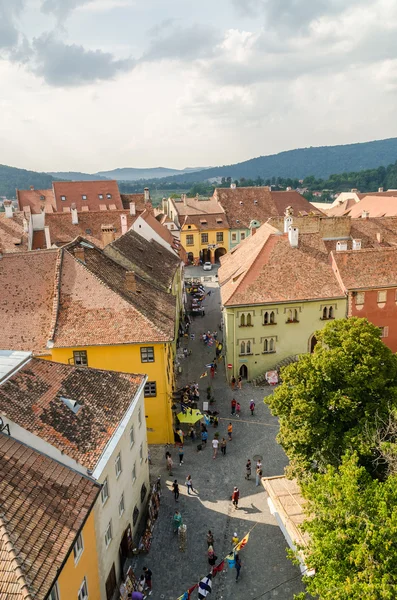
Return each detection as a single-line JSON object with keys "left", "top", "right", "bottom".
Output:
{"left": 1, "top": 0, "right": 397, "bottom": 172}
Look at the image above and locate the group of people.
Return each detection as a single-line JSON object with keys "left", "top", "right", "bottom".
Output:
{"left": 180, "top": 382, "right": 200, "bottom": 405}
{"left": 230, "top": 375, "right": 243, "bottom": 390}
{"left": 128, "top": 567, "right": 152, "bottom": 599}
{"left": 245, "top": 458, "right": 263, "bottom": 485}
{"left": 201, "top": 330, "right": 218, "bottom": 347}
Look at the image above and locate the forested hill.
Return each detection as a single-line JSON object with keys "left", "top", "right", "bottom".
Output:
{"left": 155, "top": 137, "right": 397, "bottom": 184}
{"left": 0, "top": 164, "right": 56, "bottom": 197}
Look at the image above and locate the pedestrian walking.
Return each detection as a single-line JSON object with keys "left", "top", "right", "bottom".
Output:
{"left": 231, "top": 487, "right": 240, "bottom": 509}
{"left": 189, "top": 426, "right": 196, "bottom": 442}
{"left": 201, "top": 430, "right": 208, "bottom": 446}
{"left": 231, "top": 376, "right": 236, "bottom": 390}
{"left": 231, "top": 398, "right": 236, "bottom": 415}
{"left": 166, "top": 454, "right": 173, "bottom": 475}
{"left": 245, "top": 459, "right": 251, "bottom": 480}
{"left": 220, "top": 437, "right": 227, "bottom": 455}
{"left": 228, "top": 422, "right": 233, "bottom": 441}
{"left": 235, "top": 554, "right": 242, "bottom": 582}
{"left": 173, "top": 510, "right": 183, "bottom": 533}
{"left": 232, "top": 532, "right": 239, "bottom": 547}
{"left": 143, "top": 567, "right": 153, "bottom": 596}
{"left": 256, "top": 466, "right": 263, "bottom": 487}
{"left": 208, "top": 544, "right": 217, "bottom": 566}
{"left": 172, "top": 479, "right": 180, "bottom": 501}
{"left": 207, "top": 530, "right": 214, "bottom": 547}
{"left": 178, "top": 446, "right": 184, "bottom": 465}
{"left": 212, "top": 437, "right": 219, "bottom": 459}
{"left": 256, "top": 459, "right": 263, "bottom": 470}
{"left": 249, "top": 399, "right": 255, "bottom": 416}
{"left": 236, "top": 402, "right": 241, "bottom": 418}
{"left": 186, "top": 475, "right": 195, "bottom": 494}
{"left": 237, "top": 376, "right": 242, "bottom": 390}
{"left": 210, "top": 365, "right": 215, "bottom": 379}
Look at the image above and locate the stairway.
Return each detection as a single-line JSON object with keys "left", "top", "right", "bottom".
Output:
{"left": 252, "top": 354, "right": 300, "bottom": 387}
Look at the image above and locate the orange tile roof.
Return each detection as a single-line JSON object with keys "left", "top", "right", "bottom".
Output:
{"left": 326, "top": 197, "right": 357, "bottom": 217}
{"left": 121, "top": 193, "right": 147, "bottom": 211}
{"left": 179, "top": 213, "right": 229, "bottom": 231}
{"left": 349, "top": 216, "right": 397, "bottom": 247}
{"left": 16, "top": 188, "right": 55, "bottom": 214}
{"left": 219, "top": 223, "right": 344, "bottom": 306}
{"left": 0, "top": 433, "right": 99, "bottom": 600}
{"left": 53, "top": 180, "right": 123, "bottom": 211}
{"left": 0, "top": 213, "right": 28, "bottom": 253}
{"left": 140, "top": 210, "right": 185, "bottom": 256}
{"left": 174, "top": 196, "right": 225, "bottom": 216}
{"left": 0, "top": 358, "right": 145, "bottom": 469}
{"left": 348, "top": 195, "right": 397, "bottom": 218}
{"left": 332, "top": 247, "right": 397, "bottom": 290}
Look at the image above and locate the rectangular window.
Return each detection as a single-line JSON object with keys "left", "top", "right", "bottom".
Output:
{"left": 186, "top": 234, "right": 194, "bottom": 246}
{"left": 48, "top": 584, "right": 60, "bottom": 600}
{"left": 104, "top": 521, "right": 113, "bottom": 548}
{"left": 201, "top": 233, "right": 208, "bottom": 244}
{"left": 78, "top": 577, "right": 88, "bottom": 600}
{"left": 355, "top": 292, "right": 365, "bottom": 305}
{"left": 140, "top": 443, "right": 143, "bottom": 463}
{"left": 132, "top": 462, "right": 136, "bottom": 483}
{"left": 138, "top": 407, "right": 142, "bottom": 427}
{"left": 216, "top": 232, "right": 223, "bottom": 243}
{"left": 98, "top": 194, "right": 103, "bottom": 199}
{"left": 231, "top": 233, "right": 237, "bottom": 242}
{"left": 107, "top": 193, "right": 112, "bottom": 199}
{"left": 140, "top": 346, "right": 154, "bottom": 363}
{"left": 240, "top": 232, "right": 246, "bottom": 240}
{"left": 378, "top": 290, "right": 387, "bottom": 303}
{"left": 144, "top": 381, "right": 157, "bottom": 397}
{"left": 61, "top": 195, "right": 66, "bottom": 201}
{"left": 73, "top": 350, "right": 88, "bottom": 366}
{"left": 101, "top": 477, "right": 109, "bottom": 504}
{"left": 119, "top": 493, "right": 125, "bottom": 517}
{"left": 130, "top": 425, "right": 135, "bottom": 448}
{"left": 82, "top": 195, "right": 87, "bottom": 200}
{"left": 115, "top": 453, "right": 122, "bottom": 478}
{"left": 380, "top": 326, "right": 389, "bottom": 338}
{"left": 73, "top": 533, "right": 84, "bottom": 563}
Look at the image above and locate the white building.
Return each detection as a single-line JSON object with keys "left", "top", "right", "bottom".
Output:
{"left": 0, "top": 350, "right": 149, "bottom": 600}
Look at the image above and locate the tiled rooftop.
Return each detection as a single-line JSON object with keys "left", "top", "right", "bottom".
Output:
{"left": 0, "top": 433, "right": 99, "bottom": 600}
{"left": 121, "top": 193, "right": 147, "bottom": 212}
{"left": 348, "top": 195, "right": 397, "bottom": 218}
{"left": 332, "top": 246, "right": 397, "bottom": 290}
{"left": 0, "top": 212, "right": 29, "bottom": 253}
{"left": 0, "top": 358, "right": 145, "bottom": 469}
{"left": 180, "top": 213, "right": 229, "bottom": 231}
{"left": 174, "top": 196, "right": 225, "bottom": 216}
{"left": 16, "top": 188, "right": 56, "bottom": 214}
{"left": 53, "top": 180, "right": 123, "bottom": 212}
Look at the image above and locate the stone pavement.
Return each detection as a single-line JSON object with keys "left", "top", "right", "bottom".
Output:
{"left": 134, "top": 275, "right": 304, "bottom": 600}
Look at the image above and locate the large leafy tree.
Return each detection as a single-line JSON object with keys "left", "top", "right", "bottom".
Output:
{"left": 266, "top": 318, "right": 397, "bottom": 476}
{"left": 296, "top": 453, "right": 397, "bottom": 600}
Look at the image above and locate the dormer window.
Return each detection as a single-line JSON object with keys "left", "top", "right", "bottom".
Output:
{"left": 107, "top": 193, "right": 112, "bottom": 199}
{"left": 40, "top": 195, "right": 45, "bottom": 201}
{"left": 239, "top": 201, "right": 243, "bottom": 205}
{"left": 254, "top": 200, "right": 258, "bottom": 204}
{"left": 61, "top": 195, "right": 66, "bottom": 201}
{"left": 82, "top": 195, "right": 87, "bottom": 200}
{"left": 98, "top": 194, "right": 103, "bottom": 199}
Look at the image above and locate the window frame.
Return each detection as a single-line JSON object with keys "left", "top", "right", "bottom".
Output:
{"left": 186, "top": 234, "right": 194, "bottom": 246}
{"left": 240, "top": 232, "right": 246, "bottom": 240}
{"left": 73, "top": 532, "right": 84, "bottom": 564}
{"left": 132, "top": 462, "right": 137, "bottom": 483}
{"left": 378, "top": 290, "right": 387, "bottom": 303}
{"left": 60, "top": 195, "right": 66, "bottom": 201}
{"left": 101, "top": 477, "right": 109, "bottom": 505}
{"left": 82, "top": 195, "right": 87, "bottom": 200}
{"left": 216, "top": 231, "right": 223, "bottom": 243}
{"left": 78, "top": 576, "right": 88, "bottom": 600}
{"left": 355, "top": 291, "right": 365, "bottom": 306}
{"left": 201, "top": 233, "right": 208, "bottom": 244}
{"left": 231, "top": 232, "right": 237, "bottom": 242}
{"left": 104, "top": 520, "right": 113, "bottom": 548}
{"left": 140, "top": 346, "right": 155, "bottom": 363}
{"left": 139, "top": 442, "right": 143, "bottom": 464}
{"left": 48, "top": 583, "right": 60, "bottom": 600}
{"left": 133, "top": 505, "right": 139, "bottom": 526}
{"left": 119, "top": 493, "right": 125, "bottom": 517}
{"left": 73, "top": 350, "right": 88, "bottom": 366}
{"left": 144, "top": 381, "right": 157, "bottom": 397}
{"left": 106, "top": 193, "right": 112, "bottom": 199}
{"left": 130, "top": 425, "right": 135, "bottom": 448}
{"left": 263, "top": 337, "right": 276, "bottom": 353}
{"left": 115, "top": 453, "right": 122, "bottom": 479}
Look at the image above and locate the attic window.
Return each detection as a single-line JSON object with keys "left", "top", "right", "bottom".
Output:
{"left": 40, "top": 195, "right": 45, "bottom": 201}
{"left": 216, "top": 219, "right": 223, "bottom": 224}
{"left": 60, "top": 397, "right": 82, "bottom": 414}
{"left": 85, "top": 228, "right": 92, "bottom": 235}
{"left": 61, "top": 195, "right": 66, "bottom": 201}
{"left": 107, "top": 194, "right": 112, "bottom": 199}
{"left": 239, "top": 201, "right": 243, "bottom": 205}
{"left": 187, "top": 225, "right": 192, "bottom": 229}
{"left": 113, "top": 227, "right": 117, "bottom": 232}
{"left": 82, "top": 195, "right": 87, "bottom": 200}
{"left": 236, "top": 219, "right": 240, "bottom": 224}
{"left": 254, "top": 200, "right": 258, "bottom": 204}
{"left": 200, "top": 219, "right": 207, "bottom": 224}
{"left": 98, "top": 194, "right": 103, "bottom": 199}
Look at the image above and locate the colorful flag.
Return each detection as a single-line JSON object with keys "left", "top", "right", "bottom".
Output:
{"left": 235, "top": 533, "right": 250, "bottom": 552}
{"left": 205, "top": 363, "right": 213, "bottom": 368}
{"left": 212, "top": 560, "right": 225, "bottom": 577}
{"left": 200, "top": 371, "right": 207, "bottom": 378}
{"left": 188, "top": 584, "right": 198, "bottom": 597}
{"left": 198, "top": 574, "right": 212, "bottom": 599}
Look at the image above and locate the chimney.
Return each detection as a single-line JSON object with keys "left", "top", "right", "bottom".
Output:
{"left": 251, "top": 227, "right": 257, "bottom": 235}
{"left": 336, "top": 240, "right": 348, "bottom": 251}
{"left": 44, "top": 225, "right": 51, "bottom": 249}
{"left": 144, "top": 188, "right": 150, "bottom": 202}
{"left": 181, "top": 193, "right": 187, "bottom": 206}
{"left": 101, "top": 224, "right": 115, "bottom": 247}
{"left": 352, "top": 239, "right": 361, "bottom": 251}
{"left": 125, "top": 271, "right": 136, "bottom": 293}
{"left": 230, "top": 183, "right": 236, "bottom": 189}
{"left": 129, "top": 202, "right": 136, "bottom": 216}
{"left": 376, "top": 232, "right": 383, "bottom": 244}
{"left": 74, "top": 246, "right": 85, "bottom": 263}
{"left": 288, "top": 225, "right": 299, "bottom": 248}
{"left": 361, "top": 210, "right": 369, "bottom": 219}
{"left": 378, "top": 187, "right": 384, "bottom": 193}
{"left": 71, "top": 204, "right": 78, "bottom": 225}
{"left": 121, "top": 213, "right": 128, "bottom": 235}
{"left": 30, "top": 185, "right": 34, "bottom": 191}
{"left": 351, "top": 188, "right": 358, "bottom": 192}
{"left": 3, "top": 200, "right": 13, "bottom": 218}
{"left": 284, "top": 206, "right": 294, "bottom": 233}
{"left": 23, "top": 217, "right": 29, "bottom": 233}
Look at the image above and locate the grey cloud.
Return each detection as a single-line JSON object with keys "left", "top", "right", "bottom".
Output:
{"left": 141, "top": 24, "right": 218, "bottom": 62}
{"left": 30, "top": 33, "right": 135, "bottom": 86}
{"left": 41, "top": 0, "right": 92, "bottom": 20}
{"left": 0, "top": 0, "right": 25, "bottom": 49}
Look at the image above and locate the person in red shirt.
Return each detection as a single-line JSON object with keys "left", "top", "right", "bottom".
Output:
{"left": 231, "top": 486, "right": 240, "bottom": 509}
{"left": 231, "top": 398, "right": 237, "bottom": 415}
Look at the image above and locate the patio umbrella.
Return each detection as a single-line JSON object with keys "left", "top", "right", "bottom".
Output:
{"left": 176, "top": 410, "right": 204, "bottom": 424}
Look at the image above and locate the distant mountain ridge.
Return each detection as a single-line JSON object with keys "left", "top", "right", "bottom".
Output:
{"left": 47, "top": 171, "right": 110, "bottom": 181}
{"left": 95, "top": 166, "right": 207, "bottom": 181}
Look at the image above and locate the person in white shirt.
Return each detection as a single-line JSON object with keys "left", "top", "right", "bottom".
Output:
{"left": 212, "top": 437, "right": 219, "bottom": 459}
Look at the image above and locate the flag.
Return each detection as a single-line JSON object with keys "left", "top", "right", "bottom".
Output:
{"left": 188, "top": 584, "right": 198, "bottom": 597}
{"left": 205, "top": 363, "right": 213, "bottom": 368}
{"left": 198, "top": 574, "right": 212, "bottom": 599}
{"left": 235, "top": 533, "right": 250, "bottom": 552}
{"left": 212, "top": 560, "right": 225, "bottom": 577}
{"left": 200, "top": 371, "right": 207, "bottom": 379}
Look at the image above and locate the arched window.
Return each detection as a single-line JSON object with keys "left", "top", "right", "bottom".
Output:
{"left": 264, "top": 339, "right": 268, "bottom": 352}
{"left": 240, "top": 341, "right": 245, "bottom": 354}
{"left": 294, "top": 309, "right": 299, "bottom": 321}
{"left": 329, "top": 306, "right": 334, "bottom": 319}
{"left": 264, "top": 312, "right": 269, "bottom": 325}
{"left": 247, "top": 341, "right": 251, "bottom": 354}
{"left": 270, "top": 311, "right": 275, "bottom": 324}
{"left": 247, "top": 313, "right": 252, "bottom": 326}
{"left": 269, "top": 338, "right": 274, "bottom": 352}
{"left": 287, "top": 309, "right": 293, "bottom": 322}
{"left": 240, "top": 314, "right": 245, "bottom": 327}
{"left": 322, "top": 306, "right": 328, "bottom": 320}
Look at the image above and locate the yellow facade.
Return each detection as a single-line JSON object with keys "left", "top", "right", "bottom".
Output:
{"left": 48, "top": 341, "right": 175, "bottom": 444}
{"left": 57, "top": 511, "right": 100, "bottom": 600}
{"left": 181, "top": 224, "right": 229, "bottom": 264}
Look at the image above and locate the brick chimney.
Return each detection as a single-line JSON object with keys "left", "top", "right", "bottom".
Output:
{"left": 251, "top": 227, "right": 257, "bottom": 235}
{"left": 121, "top": 213, "right": 128, "bottom": 235}
{"left": 71, "top": 203, "right": 78, "bottom": 225}
{"left": 74, "top": 246, "right": 85, "bottom": 263}
{"left": 125, "top": 271, "right": 136, "bottom": 293}
{"left": 101, "top": 224, "right": 115, "bottom": 247}
{"left": 129, "top": 202, "right": 136, "bottom": 216}
{"left": 230, "top": 183, "right": 236, "bottom": 189}
{"left": 3, "top": 200, "right": 13, "bottom": 218}
{"left": 30, "top": 185, "right": 34, "bottom": 191}
{"left": 361, "top": 210, "right": 369, "bottom": 219}
{"left": 144, "top": 188, "right": 150, "bottom": 202}
{"left": 288, "top": 226, "right": 299, "bottom": 248}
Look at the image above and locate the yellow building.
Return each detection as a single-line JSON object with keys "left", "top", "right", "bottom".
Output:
{"left": 0, "top": 434, "right": 101, "bottom": 600}
{"left": 164, "top": 194, "right": 229, "bottom": 264}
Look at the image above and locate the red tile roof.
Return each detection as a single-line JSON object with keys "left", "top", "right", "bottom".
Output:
{"left": 348, "top": 195, "right": 397, "bottom": 218}
{"left": 0, "top": 213, "right": 28, "bottom": 253}
{"left": 16, "top": 189, "right": 55, "bottom": 214}
{"left": 121, "top": 193, "right": 147, "bottom": 212}
{"left": 140, "top": 210, "right": 186, "bottom": 258}
{"left": 174, "top": 196, "right": 225, "bottom": 216}
{"left": 52, "top": 180, "right": 123, "bottom": 212}
{"left": 332, "top": 247, "right": 397, "bottom": 290}
{"left": 179, "top": 213, "right": 229, "bottom": 231}
{"left": 0, "top": 433, "right": 99, "bottom": 600}
{"left": 0, "top": 358, "right": 145, "bottom": 469}
{"left": 219, "top": 223, "right": 344, "bottom": 306}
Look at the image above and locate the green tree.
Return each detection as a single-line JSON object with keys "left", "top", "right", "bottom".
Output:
{"left": 296, "top": 453, "right": 397, "bottom": 600}
{"left": 266, "top": 318, "right": 397, "bottom": 476}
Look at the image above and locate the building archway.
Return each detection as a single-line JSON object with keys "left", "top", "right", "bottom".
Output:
{"left": 215, "top": 247, "right": 227, "bottom": 262}
{"left": 187, "top": 252, "right": 194, "bottom": 264}
{"left": 201, "top": 249, "right": 210, "bottom": 263}
{"left": 309, "top": 334, "right": 317, "bottom": 353}
{"left": 239, "top": 364, "right": 248, "bottom": 380}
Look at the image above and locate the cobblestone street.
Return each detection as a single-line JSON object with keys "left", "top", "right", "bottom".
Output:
{"left": 134, "top": 272, "right": 304, "bottom": 599}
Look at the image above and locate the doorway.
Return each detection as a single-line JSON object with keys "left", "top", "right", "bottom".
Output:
{"left": 239, "top": 364, "right": 248, "bottom": 380}
{"left": 309, "top": 335, "right": 317, "bottom": 353}
{"left": 105, "top": 563, "right": 117, "bottom": 600}
{"left": 215, "top": 247, "right": 227, "bottom": 262}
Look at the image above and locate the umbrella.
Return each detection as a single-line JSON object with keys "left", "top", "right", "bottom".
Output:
{"left": 176, "top": 410, "right": 204, "bottom": 424}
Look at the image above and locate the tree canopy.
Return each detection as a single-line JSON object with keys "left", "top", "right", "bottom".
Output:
{"left": 266, "top": 318, "right": 397, "bottom": 477}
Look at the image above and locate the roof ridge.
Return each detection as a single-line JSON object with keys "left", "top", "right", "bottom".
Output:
{"left": 47, "top": 248, "right": 63, "bottom": 346}
{"left": 0, "top": 517, "right": 33, "bottom": 599}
